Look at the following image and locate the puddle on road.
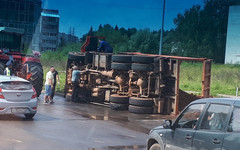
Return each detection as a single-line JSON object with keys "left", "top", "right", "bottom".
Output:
{"left": 89, "top": 145, "right": 146, "bottom": 150}
{"left": 82, "top": 114, "right": 129, "bottom": 122}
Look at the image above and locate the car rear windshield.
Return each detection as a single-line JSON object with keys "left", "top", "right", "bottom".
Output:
{"left": 0, "top": 81, "right": 32, "bottom": 90}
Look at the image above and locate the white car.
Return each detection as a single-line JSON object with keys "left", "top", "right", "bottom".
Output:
{"left": 0, "top": 75, "right": 38, "bottom": 119}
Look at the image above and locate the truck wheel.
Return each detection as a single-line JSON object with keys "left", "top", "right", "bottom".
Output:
{"left": 111, "top": 62, "right": 131, "bottom": 70}
{"left": 68, "top": 52, "right": 85, "bottom": 63}
{"left": 27, "top": 63, "right": 43, "bottom": 97}
{"left": 149, "top": 143, "right": 161, "bottom": 150}
{"left": 110, "top": 102, "right": 128, "bottom": 110}
{"left": 131, "top": 63, "right": 154, "bottom": 71}
{"left": 112, "top": 55, "right": 132, "bottom": 63}
{"left": 66, "top": 93, "right": 72, "bottom": 101}
{"left": 132, "top": 55, "right": 156, "bottom": 63}
{"left": 129, "top": 97, "right": 153, "bottom": 107}
{"left": 109, "top": 94, "right": 129, "bottom": 104}
{"left": 129, "top": 105, "right": 153, "bottom": 114}
{"left": 0, "top": 62, "right": 5, "bottom": 74}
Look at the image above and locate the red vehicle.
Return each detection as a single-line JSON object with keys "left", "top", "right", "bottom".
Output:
{"left": 0, "top": 27, "right": 43, "bottom": 97}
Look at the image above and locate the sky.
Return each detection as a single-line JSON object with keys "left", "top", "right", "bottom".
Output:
{"left": 41, "top": 0, "right": 204, "bottom": 37}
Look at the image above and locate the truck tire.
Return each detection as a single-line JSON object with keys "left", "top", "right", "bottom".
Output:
{"left": 132, "top": 55, "right": 156, "bottom": 63}
{"left": 109, "top": 94, "right": 129, "bottom": 104}
{"left": 111, "top": 62, "right": 131, "bottom": 70}
{"left": 0, "top": 62, "right": 5, "bottom": 74}
{"left": 110, "top": 102, "right": 128, "bottom": 110}
{"left": 68, "top": 52, "right": 85, "bottom": 63}
{"left": 27, "top": 63, "right": 43, "bottom": 97}
{"left": 129, "top": 97, "right": 154, "bottom": 107}
{"left": 131, "top": 63, "right": 154, "bottom": 71}
{"left": 129, "top": 105, "right": 153, "bottom": 114}
{"left": 112, "top": 55, "right": 132, "bottom": 63}
{"left": 66, "top": 93, "right": 72, "bottom": 101}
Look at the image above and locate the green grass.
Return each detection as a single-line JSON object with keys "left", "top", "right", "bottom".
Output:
{"left": 180, "top": 62, "right": 240, "bottom": 96}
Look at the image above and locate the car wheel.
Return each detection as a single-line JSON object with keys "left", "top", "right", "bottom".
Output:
{"left": 128, "top": 105, "right": 153, "bottom": 114}
{"left": 109, "top": 94, "right": 129, "bottom": 104}
{"left": 111, "top": 62, "right": 131, "bottom": 70}
{"left": 110, "top": 102, "right": 128, "bottom": 110}
{"left": 112, "top": 55, "right": 132, "bottom": 63}
{"left": 149, "top": 143, "right": 161, "bottom": 150}
{"left": 132, "top": 55, "right": 156, "bottom": 63}
{"left": 24, "top": 113, "right": 35, "bottom": 119}
{"left": 131, "top": 63, "right": 154, "bottom": 71}
{"left": 129, "top": 97, "right": 153, "bottom": 107}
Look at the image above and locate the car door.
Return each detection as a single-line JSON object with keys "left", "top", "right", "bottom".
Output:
{"left": 164, "top": 103, "right": 206, "bottom": 150}
{"left": 222, "top": 102, "right": 240, "bottom": 150}
{"left": 192, "top": 103, "right": 231, "bottom": 150}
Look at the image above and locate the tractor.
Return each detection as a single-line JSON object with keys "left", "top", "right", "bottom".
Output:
{"left": 0, "top": 27, "right": 43, "bottom": 97}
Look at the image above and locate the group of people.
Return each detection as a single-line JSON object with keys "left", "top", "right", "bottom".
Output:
{"left": 44, "top": 65, "right": 82, "bottom": 103}
{"left": 44, "top": 66, "right": 59, "bottom": 104}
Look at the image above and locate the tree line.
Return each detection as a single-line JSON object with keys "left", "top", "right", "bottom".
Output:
{"left": 77, "top": 0, "right": 240, "bottom": 63}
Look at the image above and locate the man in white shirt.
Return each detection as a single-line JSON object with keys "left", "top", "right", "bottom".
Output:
{"left": 44, "top": 66, "right": 55, "bottom": 104}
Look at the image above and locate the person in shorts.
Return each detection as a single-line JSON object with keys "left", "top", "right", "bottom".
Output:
{"left": 44, "top": 66, "right": 55, "bottom": 104}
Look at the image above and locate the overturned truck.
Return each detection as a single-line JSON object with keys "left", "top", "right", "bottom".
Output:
{"left": 65, "top": 36, "right": 211, "bottom": 115}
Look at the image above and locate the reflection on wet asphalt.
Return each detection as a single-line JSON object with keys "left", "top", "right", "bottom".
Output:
{"left": 0, "top": 94, "right": 175, "bottom": 150}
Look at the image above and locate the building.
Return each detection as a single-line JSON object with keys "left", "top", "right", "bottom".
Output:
{"left": 0, "top": 0, "right": 42, "bottom": 51}
{"left": 225, "top": 6, "right": 240, "bottom": 64}
{"left": 40, "top": 9, "right": 59, "bottom": 52}
{"left": 58, "top": 32, "right": 79, "bottom": 46}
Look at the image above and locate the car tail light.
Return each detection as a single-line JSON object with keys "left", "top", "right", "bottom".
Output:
{"left": 31, "top": 87, "right": 37, "bottom": 99}
{"left": 32, "top": 107, "right": 37, "bottom": 110}
{"left": 0, "top": 88, "right": 5, "bottom": 99}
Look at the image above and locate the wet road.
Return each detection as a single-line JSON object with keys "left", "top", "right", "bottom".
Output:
{"left": 0, "top": 94, "right": 174, "bottom": 150}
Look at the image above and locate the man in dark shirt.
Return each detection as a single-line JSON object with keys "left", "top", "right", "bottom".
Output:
{"left": 98, "top": 40, "right": 113, "bottom": 53}
{"left": 51, "top": 66, "right": 60, "bottom": 100}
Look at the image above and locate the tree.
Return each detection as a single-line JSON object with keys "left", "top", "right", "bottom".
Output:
{"left": 172, "top": 0, "right": 240, "bottom": 63}
{"left": 114, "top": 25, "right": 119, "bottom": 30}
{"left": 88, "top": 26, "right": 94, "bottom": 36}
{"left": 98, "top": 24, "right": 103, "bottom": 32}
{"left": 128, "top": 29, "right": 159, "bottom": 54}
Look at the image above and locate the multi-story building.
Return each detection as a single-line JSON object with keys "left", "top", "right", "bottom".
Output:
{"left": 40, "top": 9, "right": 59, "bottom": 52}
{"left": 225, "top": 5, "right": 240, "bottom": 64}
{"left": 0, "top": 0, "right": 42, "bottom": 51}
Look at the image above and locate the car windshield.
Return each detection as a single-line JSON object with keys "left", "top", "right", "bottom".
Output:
{"left": 0, "top": 81, "right": 32, "bottom": 90}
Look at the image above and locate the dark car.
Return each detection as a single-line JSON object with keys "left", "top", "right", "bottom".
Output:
{"left": 147, "top": 98, "right": 240, "bottom": 150}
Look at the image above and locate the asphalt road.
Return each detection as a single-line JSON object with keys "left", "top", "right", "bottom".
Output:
{"left": 0, "top": 94, "right": 174, "bottom": 150}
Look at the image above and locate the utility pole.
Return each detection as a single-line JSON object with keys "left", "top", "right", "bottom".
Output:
{"left": 159, "top": 0, "right": 166, "bottom": 55}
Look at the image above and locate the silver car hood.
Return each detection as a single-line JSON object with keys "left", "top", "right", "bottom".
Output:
{"left": 0, "top": 75, "right": 29, "bottom": 83}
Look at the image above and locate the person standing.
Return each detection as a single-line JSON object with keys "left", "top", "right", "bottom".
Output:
{"left": 51, "top": 66, "right": 60, "bottom": 100}
{"left": 4, "top": 62, "right": 12, "bottom": 76}
{"left": 98, "top": 40, "right": 113, "bottom": 53}
{"left": 71, "top": 66, "right": 81, "bottom": 102}
{"left": 44, "top": 66, "right": 54, "bottom": 104}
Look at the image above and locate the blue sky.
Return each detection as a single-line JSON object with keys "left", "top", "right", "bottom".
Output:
{"left": 42, "top": 0, "right": 203, "bottom": 37}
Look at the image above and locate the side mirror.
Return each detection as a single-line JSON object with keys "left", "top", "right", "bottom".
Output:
{"left": 163, "top": 120, "right": 172, "bottom": 129}
{"left": 227, "top": 125, "right": 233, "bottom": 132}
